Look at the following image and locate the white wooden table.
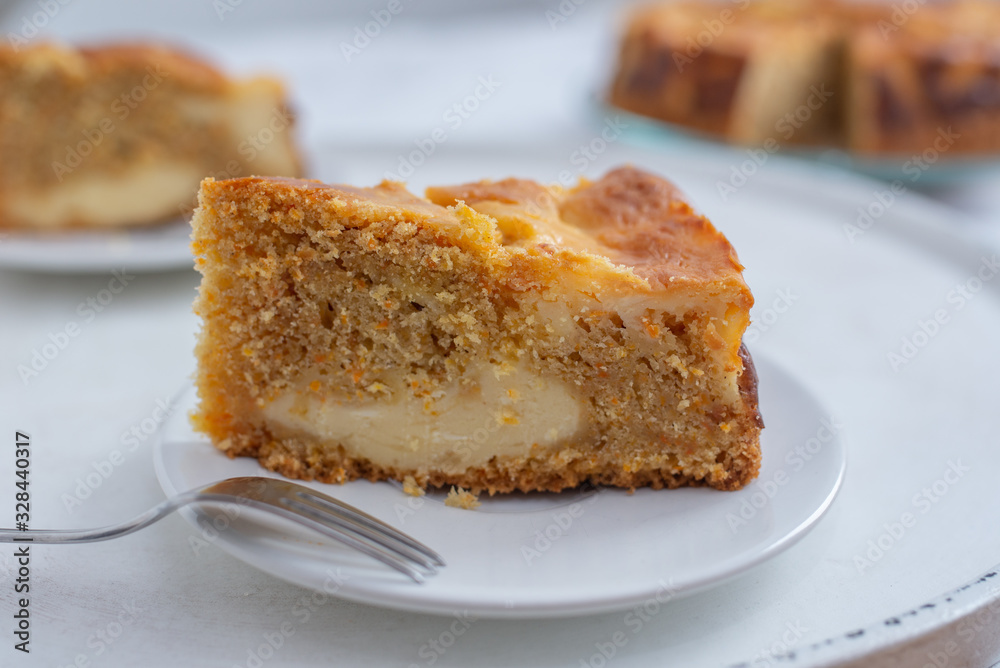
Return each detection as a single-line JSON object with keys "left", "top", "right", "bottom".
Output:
{"left": 1, "top": 2, "right": 1000, "bottom": 665}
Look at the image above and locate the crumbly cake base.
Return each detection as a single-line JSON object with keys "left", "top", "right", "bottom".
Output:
{"left": 218, "top": 424, "right": 761, "bottom": 494}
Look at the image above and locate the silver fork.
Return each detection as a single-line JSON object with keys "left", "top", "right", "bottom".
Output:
{"left": 0, "top": 477, "right": 444, "bottom": 583}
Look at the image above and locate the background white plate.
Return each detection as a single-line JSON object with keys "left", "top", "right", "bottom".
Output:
{"left": 0, "top": 218, "right": 192, "bottom": 274}
{"left": 153, "top": 354, "right": 845, "bottom": 619}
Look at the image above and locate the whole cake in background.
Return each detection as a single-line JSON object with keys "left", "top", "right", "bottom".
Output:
{"left": 190, "top": 167, "right": 763, "bottom": 495}
{"left": 0, "top": 43, "right": 302, "bottom": 230}
{"left": 609, "top": 0, "right": 1000, "bottom": 156}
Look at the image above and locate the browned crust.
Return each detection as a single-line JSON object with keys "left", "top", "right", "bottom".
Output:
{"left": 608, "top": 31, "right": 748, "bottom": 139}
{"left": 739, "top": 343, "right": 764, "bottom": 430}
{"left": 76, "top": 44, "right": 226, "bottom": 89}
{"left": 428, "top": 166, "right": 750, "bottom": 292}
{"left": 0, "top": 41, "right": 228, "bottom": 91}
{"left": 559, "top": 166, "right": 751, "bottom": 299}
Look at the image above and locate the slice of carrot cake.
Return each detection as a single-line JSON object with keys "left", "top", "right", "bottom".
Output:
{"left": 191, "top": 166, "right": 762, "bottom": 494}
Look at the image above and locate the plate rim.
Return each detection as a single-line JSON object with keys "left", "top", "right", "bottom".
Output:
{"left": 152, "top": 352, "right": 847, "bottom": 619}
{"left": 0, "top": 217, "right": 193, "bottom": 274}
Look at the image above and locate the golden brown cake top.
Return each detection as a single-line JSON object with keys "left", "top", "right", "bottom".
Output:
{"left": 205, "top": 167, "right": 751, "bottom": 307}
{"left": 626, "top": 0, "right": 1000, "bottom": 45}
{"left": 0, "top": 42, "right": 231, "bottom": 92}
{"left": 854, "top": 0, "right": 1000, "bottom": 57}
{"left": 626, "top": 0, "right": 841, "bottom": 39}
{"left": 426, "top": 166, "right": 750, "bottom": 296}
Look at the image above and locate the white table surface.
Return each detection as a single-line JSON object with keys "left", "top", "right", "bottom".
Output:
{"left": 2, "top": 2, "right": 1000, "bottom": 666}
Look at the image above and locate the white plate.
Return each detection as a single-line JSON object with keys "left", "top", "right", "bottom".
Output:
{"left": 153, "top": 353, "right": 845, "bottom": 619}
{"left": 0, "top": 218, "right": 193, "bottom": 273}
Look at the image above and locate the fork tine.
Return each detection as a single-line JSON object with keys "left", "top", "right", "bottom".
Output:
{"left": 291, "top": 490, "right": 446, "bottom": 567}
{"left": 282, "top": 497, "right": 439, "bottom": 572}
{"left": 199, "top": 477, "right": 445, "bottom": 579}
{"left": 261, "top": 505, "right": 427, "bottom": 583}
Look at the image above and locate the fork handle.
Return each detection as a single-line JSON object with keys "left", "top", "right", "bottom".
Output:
{"left": 0, "top": 492, "right": 217, "bottom": 543}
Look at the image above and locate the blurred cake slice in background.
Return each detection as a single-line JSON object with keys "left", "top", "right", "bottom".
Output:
{"left": 0, "top": 43, "right": 302, "bottom": 231}
{"left": 847, "top": 0, "right": 1000, "bottom": 155}
{"left": 609, "top": 1, "right": 843, "bottom": 148}
{"left": 610, "top": 0, "right": 1000, "bottom": 157}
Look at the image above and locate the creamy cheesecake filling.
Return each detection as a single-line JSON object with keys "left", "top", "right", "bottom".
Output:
{"left": 262, "top": 359, "right": 584, "bottom": 474}
{"left": 6, "top": 161, "right": 204, "bottom": 228}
